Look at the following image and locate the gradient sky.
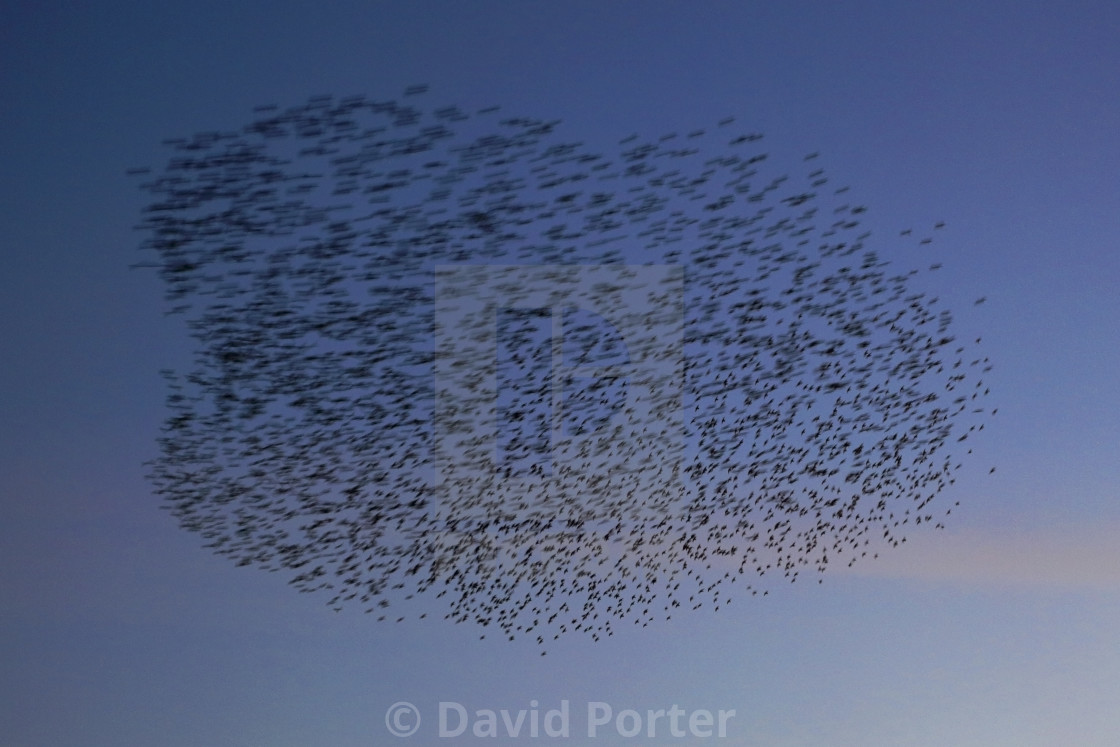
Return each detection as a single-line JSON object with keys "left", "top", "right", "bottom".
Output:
{"left": 2, "top": 2, "right": 1119, "bottom": 745}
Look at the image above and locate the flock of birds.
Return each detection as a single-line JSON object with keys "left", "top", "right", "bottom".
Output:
{"left": 133, "top": 87, "right": 992, "bottom": 647}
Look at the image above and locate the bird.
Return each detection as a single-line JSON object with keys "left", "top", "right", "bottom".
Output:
{"left": 131, "top": 86, "right": 994, "bottom": 648}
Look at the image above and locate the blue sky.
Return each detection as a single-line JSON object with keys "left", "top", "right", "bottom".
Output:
{"left": 2, "top": 2, "right": 1119, "bottom": 744}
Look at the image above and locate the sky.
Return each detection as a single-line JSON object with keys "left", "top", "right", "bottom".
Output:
{"left": 2, "top": 1, "right": 1119, "bottom": 745}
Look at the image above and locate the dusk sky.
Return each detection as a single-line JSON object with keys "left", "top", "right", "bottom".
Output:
{"left": 2, "top": 2, "right": 1119, "bottom": 745}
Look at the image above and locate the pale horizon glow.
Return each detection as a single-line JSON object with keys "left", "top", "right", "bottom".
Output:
{"left": 842, "top": 521, "right": 1120, "bottom": 590}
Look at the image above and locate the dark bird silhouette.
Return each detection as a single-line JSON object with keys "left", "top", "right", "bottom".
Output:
{"left": 132, "top": 88, "right": 994, "bottom": 647}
